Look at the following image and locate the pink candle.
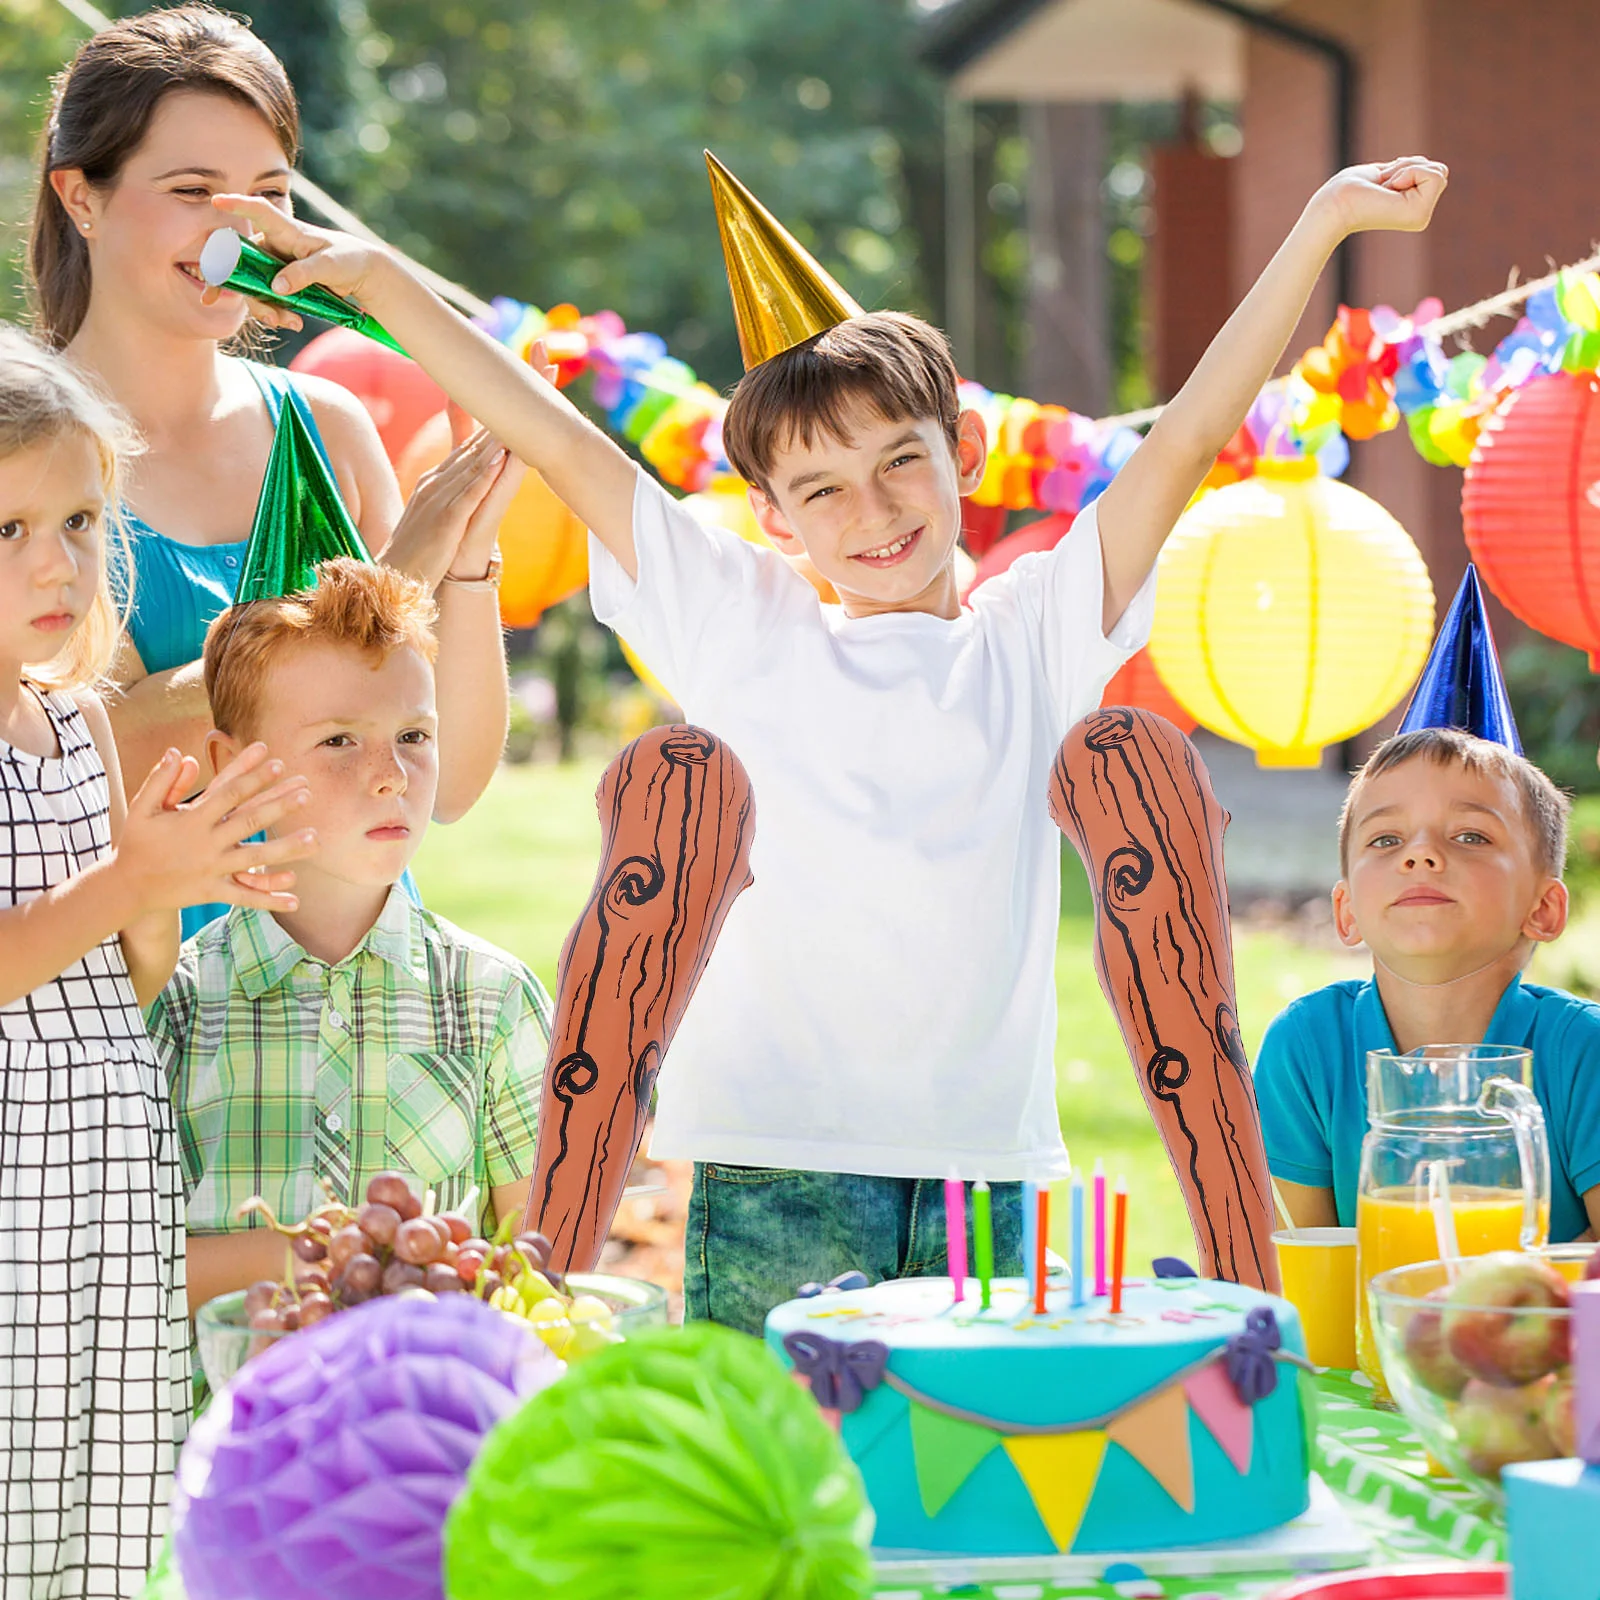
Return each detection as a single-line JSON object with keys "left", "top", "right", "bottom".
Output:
{"left": 1093, "top": 1159, "right": 1107, "bottom": 1297}
{"left": 944, "top": 1175, "right": 967, "bottom": 1304}
{"left": 1033, "top": 1186, "right": 1050, "bottom": 1315}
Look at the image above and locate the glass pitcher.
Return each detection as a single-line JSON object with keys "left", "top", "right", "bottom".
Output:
{"left": 1355, "top": 1045, "right": 1549, "bottom": 1397}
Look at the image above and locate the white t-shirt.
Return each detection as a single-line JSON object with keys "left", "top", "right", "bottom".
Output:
{"left": 588, "top": 469, "right": 1155, "bottom": 1181}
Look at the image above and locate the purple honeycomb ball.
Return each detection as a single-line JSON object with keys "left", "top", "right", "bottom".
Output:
{"left": 172, "top": 1293, "right": 557, "bottom": 1600}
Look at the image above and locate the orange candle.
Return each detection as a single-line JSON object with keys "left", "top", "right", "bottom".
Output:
{"left": 1034, "top": 1186, "right": 1049, "bottom": 1314}
{"left": 1110, "top": 1177, "right": 1128, "bottom": 1313}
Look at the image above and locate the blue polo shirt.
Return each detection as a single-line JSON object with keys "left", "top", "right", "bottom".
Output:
{"left": 1255, "top": 974, "right": 1600, "bottom": 1243}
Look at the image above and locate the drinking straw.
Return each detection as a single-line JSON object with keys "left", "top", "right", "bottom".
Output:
{"left": 1271, "top": 1176, "right": 1299, "bottom": 1238}
{"left": 1094, "top": 1160, "right": 1108, "bottom": 1296}
{"left": 973, "top": 1180, "right": 993, "bottom": 1311}
{"left": 944, "top": 1173, "right": 967, "bottom": 1304}
{"left": 1070, "top": 1169, "right": 1086, "bottom": 1308}
{"left": 1429, "top": 1160, "right": 1461, "bottom": 1283}
{"left": 1034, "top": 1186, "right": 1050, "bottom": 1315}
{"left": 1110, "top": 1176, "right": 1129, "bottom": 1314}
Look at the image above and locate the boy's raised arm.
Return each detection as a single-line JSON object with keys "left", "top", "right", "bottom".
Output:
{"left": 214, "top": 196, "right": 644, "bottom": 580}
{"left": 1094, "top": 157, "right": 1447, "bottom": 633}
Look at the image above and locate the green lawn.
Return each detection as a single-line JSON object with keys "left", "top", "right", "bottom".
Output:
{"left": 414, "top": 758, "right": 1364, "bottom": 1274}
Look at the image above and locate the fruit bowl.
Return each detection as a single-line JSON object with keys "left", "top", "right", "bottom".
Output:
{"left": 194, "top": 1288, "right": 293, "bottom": 1393}
{"left": 1369, "top": 1247, "right": 1587, "bottom": 1504}
{"left": 194, "top": 1269, "right": 670, "bottom": 1393}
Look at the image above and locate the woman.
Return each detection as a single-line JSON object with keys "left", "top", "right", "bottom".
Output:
{"left": 29, "top": 4, "right": 516, "bottom": 933}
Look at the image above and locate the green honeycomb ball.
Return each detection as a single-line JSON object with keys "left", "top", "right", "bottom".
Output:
{"left": 443, "top": 1323, "right": 874, "bottom": 1600}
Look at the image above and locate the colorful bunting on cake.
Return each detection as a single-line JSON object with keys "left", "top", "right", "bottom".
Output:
{"left": 1003, "top": 1432, "right": 1108, "bottom": 1551}
{"left": 909, "top": 1404, "right": 1003, "bottom": 1517}
{"left": 1105, "top": 1383, "right": 1195, "bottom": 1514}
{"left": 881, "top": 1341, "right": 1289, "bottom": 1550}
{"left": 1184, "top": 1363, "right": 1255, "bottom": 1476}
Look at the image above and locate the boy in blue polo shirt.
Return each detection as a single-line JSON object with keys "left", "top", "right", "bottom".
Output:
{"left": 1256, "top": 718, "right": 1600, "bottom": 1243}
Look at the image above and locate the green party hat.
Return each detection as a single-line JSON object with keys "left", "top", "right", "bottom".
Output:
{"left": 199, "top": 228, "right": 407, "bottom": 356}
{"left": 236, "top": 398, "right": 370, "bottom": 604}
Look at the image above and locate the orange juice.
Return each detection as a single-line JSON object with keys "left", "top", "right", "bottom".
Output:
{"left": 1355, "top": 1186, "right": 1546, "bottom": 1396}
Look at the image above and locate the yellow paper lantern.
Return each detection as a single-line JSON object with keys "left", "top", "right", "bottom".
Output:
{"left": 1149, "top": 459, "right": 1435, "bottom": 768}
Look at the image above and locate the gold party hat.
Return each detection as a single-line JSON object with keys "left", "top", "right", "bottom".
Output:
{"left": 706, "top": 151, "right": 863, "bottom": 370}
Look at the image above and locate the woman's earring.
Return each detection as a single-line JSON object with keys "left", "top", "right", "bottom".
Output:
{"left": 79, "top": 220, "right": 90, "bottom": 234}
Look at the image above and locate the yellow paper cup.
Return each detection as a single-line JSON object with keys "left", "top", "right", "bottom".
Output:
{"left": 1274, "top": 1226, "right": 1357, "bottom": 1370}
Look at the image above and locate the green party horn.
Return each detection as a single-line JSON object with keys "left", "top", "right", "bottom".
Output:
{"left": 198, "top": 227, "right": 407, "bottom": 355}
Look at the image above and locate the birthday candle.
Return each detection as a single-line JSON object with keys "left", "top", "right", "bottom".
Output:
{"left": 1070, "top": 1169, "right": 1086, "bottom": 1308}
{"left": 973, "top": 1180, "right": 994, "bottom": 1311}
{"left": 1111, "top": 1175, "right": 1128, "bottom": 1314}
{"left": 1093, "top": 1160, "right": 1107, "bottom": 1297}
{"left": 1034, "top": 1185, "right": 1050, "bottom": 1315}
{"left": 1021, "top": 1181, "right": 1037, "bottom": 1306}
{"left": 944, "top": 1173, "right": 967, "bottom": 1304}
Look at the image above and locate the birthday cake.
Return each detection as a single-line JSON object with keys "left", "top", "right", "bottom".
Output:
{"left": 766, "top": 1275, "right": 1313, "bottom": 1557}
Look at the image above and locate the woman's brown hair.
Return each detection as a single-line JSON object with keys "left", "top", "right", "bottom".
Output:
{"left": 30, "top": 4, "right": 300, "bottom": 347}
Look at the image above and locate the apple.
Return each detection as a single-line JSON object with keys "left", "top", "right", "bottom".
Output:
{"left": 1442, "top": 1252, "right": 1571, "bottom": 1387}
{"left": 1544, "top": 1371, "right": 1577, "bottom": 1457}
{"left": 1403, "top": 1286, "right": 1470, "bottom": 1399}
{"left": 1452, "top": 1377, "right": 1554, "bottom": 1479}
{"left": 1585, "top": 1242, "right": 1600, "bottom": 1282}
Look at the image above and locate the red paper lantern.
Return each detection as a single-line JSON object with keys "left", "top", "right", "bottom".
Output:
{"left": 1462, "top": 371, "right": 1600, "bottom": 670}
{"left": 962, "top": 512, "right": 1074, "bottom": 600}
{"left": 960, "top": 497, "right": 1009, "bottom": 560}
{"left": 290, "top": 328, "right": 448, "bottom": 466}
{"left": 1100, "top": 647, "right": 1197, "bottom": 735}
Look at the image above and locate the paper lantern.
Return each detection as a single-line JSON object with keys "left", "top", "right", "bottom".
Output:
{"left": 172, "top": 1296, "right": 558, "bottom": 1600}
{"left": 291, "top": 328, "right": 447, "bottom": 465}
{"left": 1101, "top": 648, "right": 1197, "bottom": 736}
{"left": 1149, "top": 459, "right": 1434, "bottom": 767}
{"left": 962, "top": 512, "right": 1073, "bottom": 601}
{"left": 443, "top": 1323, "right": 874, "bottom": 1600}
{"left": 398, "top": 411, "right": 589, "bottom": 630}
{"left": 1462, "top": 371, "right": 1600, "bottom": 669}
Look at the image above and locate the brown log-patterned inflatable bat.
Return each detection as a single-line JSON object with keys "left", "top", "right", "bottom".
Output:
{"left": 521, "top": 725, "right": 755, "bottom": 1271}
{"left": 1050, "top": 707, "right": 1280, "bottom": 1291}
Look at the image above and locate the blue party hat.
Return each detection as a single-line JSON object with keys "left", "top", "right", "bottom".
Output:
{"left": 1397, "top": 565, "right": 1522, "bottom": 751}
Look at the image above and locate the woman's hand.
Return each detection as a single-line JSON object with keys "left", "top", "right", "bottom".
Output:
{"left": 109, "top": 743, "right": 318, "bottom": 916}
{"left": 1311, "top": 156, "right": 1449, "bottom": 240}
{"left": 382, "top": 428, "right": 523, "bottom": 592}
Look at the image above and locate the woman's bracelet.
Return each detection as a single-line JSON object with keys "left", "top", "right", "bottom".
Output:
{"left": 440, "top": 552, "right": 503, "bottom": 591}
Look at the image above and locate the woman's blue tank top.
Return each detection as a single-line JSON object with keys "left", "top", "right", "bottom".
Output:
{"left": 122, "top": 361, "right": 419, "bottom": 940}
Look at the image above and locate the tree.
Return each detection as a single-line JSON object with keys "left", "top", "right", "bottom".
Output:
{"left": 350, "top": 0, "right": 946, "bottom": 394}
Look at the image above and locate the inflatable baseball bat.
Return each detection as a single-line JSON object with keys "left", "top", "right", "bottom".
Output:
{"left": 1050, "top": 707, "right": 1280, "bottom": 1291}
{"left": 522, "top": 725, "right": 755, "bottom": 1271}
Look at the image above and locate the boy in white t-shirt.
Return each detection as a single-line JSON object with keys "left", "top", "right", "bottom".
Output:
{"left": 218, "top": 152, "right": 1447, "bottom": 1333}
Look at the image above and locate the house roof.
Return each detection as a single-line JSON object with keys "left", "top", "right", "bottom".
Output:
{"left": 921, "top": 0, "right": 1278, "bottom": 102}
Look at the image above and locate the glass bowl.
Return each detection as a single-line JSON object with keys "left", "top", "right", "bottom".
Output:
{"left": 194, "top": 1269, "right": 670, "bottom": 1391}
{"left": 564, "top": 1271, "right": 671, "bottom": 1331}
{"left": 194, "top": 1289, "right": 294, "bottom": 1395}
{"left": 1368, "top": 1247, "right": 1587, "bottom": 1504}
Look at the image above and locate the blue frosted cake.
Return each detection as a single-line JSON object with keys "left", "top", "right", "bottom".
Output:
{"left": 766, "top": 1275, "right": 1312, "bottom": 1556}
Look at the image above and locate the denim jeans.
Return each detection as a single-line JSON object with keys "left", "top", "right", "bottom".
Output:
{"left": 684, "top": 1164, "right": 1026, "bottom": 1336}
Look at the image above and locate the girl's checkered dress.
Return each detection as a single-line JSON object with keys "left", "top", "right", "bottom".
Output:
{"left": 0, "top": 689, "right": 188, "bottom": 1597}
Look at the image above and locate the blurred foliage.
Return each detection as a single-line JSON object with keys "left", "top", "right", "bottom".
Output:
{"left": 1504, "top": 636, "right": 1600, "bottom": 797}
{"left": 0, "top": 0, "right": 947, "bottom": 398}
{"left": 0, "top": 0, "right": 87, "bottom": 324}
{"left": 331, "top": 0, "right": 946, "bottom": 396}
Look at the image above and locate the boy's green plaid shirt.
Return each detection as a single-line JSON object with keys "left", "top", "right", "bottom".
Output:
{"left": 146, "top": 888, "right": 552, "bottom": 1235}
